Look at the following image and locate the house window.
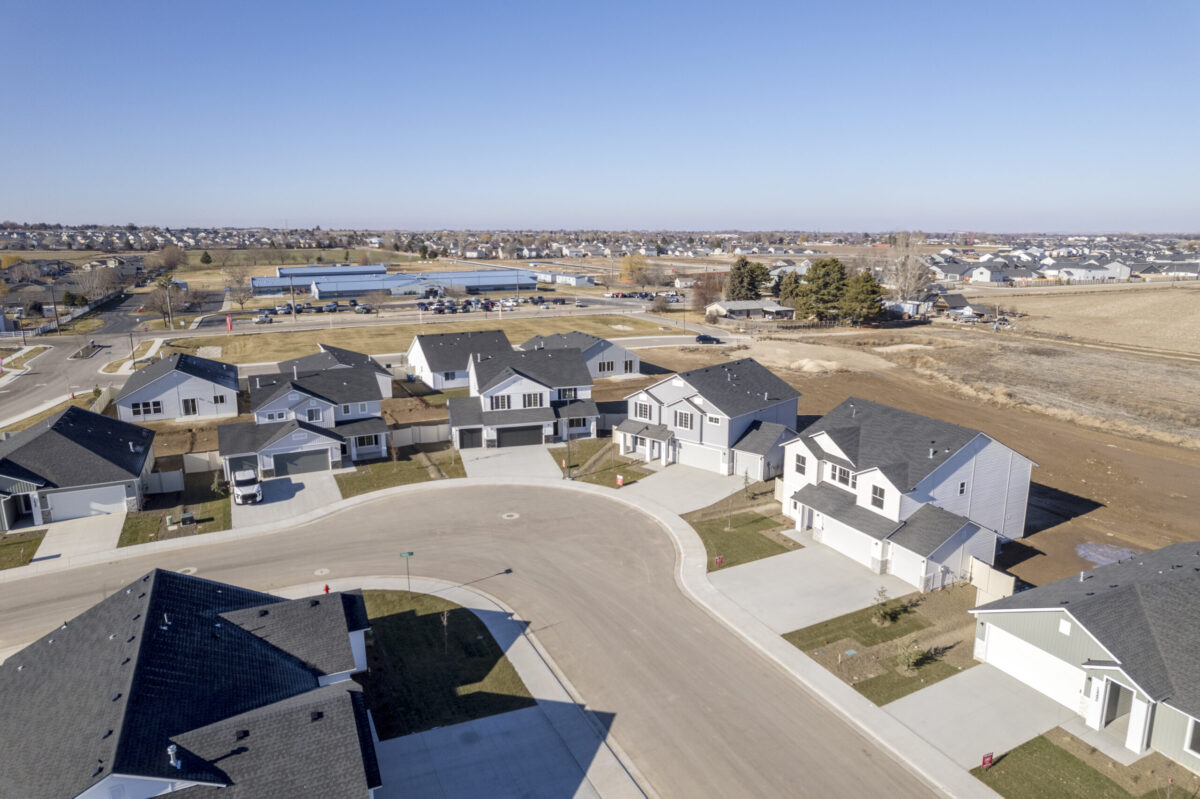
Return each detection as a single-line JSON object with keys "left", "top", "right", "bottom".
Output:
{"left": 131, "top": 401, "right": 163, "bottom": 417}
{"left": 490, "top": 395, "right": 511, "bottom": 411}
{"left": 624, "top": 360, "right": 634, "bottom": 373}
{"left": 354, "top": 434, "right": 377, "bottom": 448}
{"left": 871, "top": 486, "right": 885, "bottom": 509}
{"left": 213, "top": 394, "right": 226, "bottom": 405}
{"left": 1188, "top": 718, "right": 1200, "bottom": 758}
{"left": 598, "top": 361, "right": 614, "bottom": 373}
{"left": 634, "top": 402, "right": 652, "bottom": 421}
{"left": 569, "top": 417, "right": 588, "bottom": 429}
{"left": 181, "top": 398, "right": 198, "bottom": 416}
{"left": 958, "top": 481, "right": 967, "bottom": 495}
{"left": 359, "top": 403, "right": 367, "bottom": 413}
{"left": 832, "top": 465, "right": 856, "bottom": 489}
{"left": 523, "top": 393, "right": 544, "bottom": 409}
{"left": 443, "top": 371, "right": 456, "bottom": 381}
{"left": 707, "top": 415, "right": 720, "bottom": 425}
{"left": 559, "top": 387, "right": 577, "bottom": 401}
{"left": 674, "top": 412, "right": 693, "bottom": 430}
{"left": 794, "top": 454, "right": 806, "bottom": 475}
{"left": 1058, "top": 618, "right": 1072, "bottom": 636}
{"left": 341, "top": 404, "right": 351, "bottom": 415}
{"left": 306, "top": 408, "right": 322, "bottom": 423}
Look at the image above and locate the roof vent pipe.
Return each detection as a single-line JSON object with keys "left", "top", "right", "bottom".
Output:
{"left": 1079, "top": 571, "right": 1085, "bottom": 582}
{"left": 293, "top": 365, "right": 298, "bottom": 379}
{"left": 167, "top": 744, "right": 181, "bottom": 770}
{"left": 129, "top": 442, "right": 134, "bottom": 453}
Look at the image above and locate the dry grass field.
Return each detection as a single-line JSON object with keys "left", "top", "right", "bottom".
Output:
{"left": 974, "top": 283, "right": 1200, "bottom": 354}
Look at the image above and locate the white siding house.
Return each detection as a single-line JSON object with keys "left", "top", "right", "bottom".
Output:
{"left": 114, "top": 353, "right": 239, "bottom": 423}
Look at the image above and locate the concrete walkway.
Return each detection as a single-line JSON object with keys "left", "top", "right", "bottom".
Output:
{"left": 461, "top": 445, "right": 564, "bottom": 480}
{"left": 617, "top": 464, "right": 744, "bottom": 514}
{"left": 277, "top": 576, "right": 648, "bottom": 799}
{"left": 33, "top": 513, "right": 126, "bottom": 561}
{"left": 0, "top": 478, "right": 999, "bottom": 798}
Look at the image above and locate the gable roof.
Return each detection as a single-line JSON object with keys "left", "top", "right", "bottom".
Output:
{"left": 115, "top": 353, "right": 239, "bottom": 402}
{"left": 668, "top": 358, "right": 799, "bottom": 418}
{"left": 0, "top": 570, "right": 376, "bottom": 799}
{"left": 732, "top": 420, "right": 797, "bottom": 455}
{"left": 249, "top": 365, "right": 382, "bottom": 410}
{"left": 276, "top": 344, "right": 388, "bottom": 378}
{"left": 975, "top": 542, "right": 1200, "bottom": 718}
{"left": 217, "top": 419, "right": 341, "bottom": 456}
{"left": 472, "top": 348, "right": 593, "bottom": 392}
{"left": 519, "top": 331, "right": 605, "bottom": 355}
{"left": 797, "top": 397, "right": 987, "bottom": 491}
{"left": 412, "top": 330, "right": 512, "bottom": 373}
{"left": 0, "top": 406, "right": 154, "bottom": 490}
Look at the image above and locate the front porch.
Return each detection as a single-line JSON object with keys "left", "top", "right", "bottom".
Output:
{"left": 614, "top": 419, "right": 674, "bottom": 466}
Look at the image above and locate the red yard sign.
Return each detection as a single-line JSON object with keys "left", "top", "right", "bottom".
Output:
{"left": 615, "top": 474, "right": 624, "bottom": 487}
{"left": 225, "top": 313, "right": 233, "bottom": 332}
{"left": 982, "top": 752, "right": 994, "bottom": 770}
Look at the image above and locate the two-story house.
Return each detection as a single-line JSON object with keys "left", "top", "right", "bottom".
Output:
{"left": 519, "top": 331, "right": 640, "bottom": 379}
{"left": 278, "top": 344, "right": 394, "bottom": 398}
{"left": 448, "top": 348, "right": 597, "bottom": 448}
{"left": 780, "top": 398, "right": 1035, "bottom": 591}
{"left": 217, "top": 365, "right": 387, "bottom": 479}
{"left": 615, "top": 358, "right": 799, "bottom": 479}
{"left": 113, "top": 353, "right": 239, "bottom": 423}
{"left": 405, "top": 330, "right": 513, "bottom": 390}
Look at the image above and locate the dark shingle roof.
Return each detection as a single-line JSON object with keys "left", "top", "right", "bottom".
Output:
{"left": 732, "top": 421, "right": 797, "bottom": 455}
{"left": 0, "top": 406, "right": 154, "bottom": 489}
{"left": 277, "top": 344, "right": 388, "bottom": 378}
{"left": 0, "top": 570, "right": 374, "bottom": 799}
{"left": 115, "top": 352, "right": 239, "bottom": 402}
{"left": 447, "top": 396, "right": 555, "bottom": 428}
{"left": 792, "top": 483, "right": 898, "bottom": 539}
{"left": 220, "top": 591, "right": 369, "bottom": 676}
{"left": 799, "top": 398, "right": 984, "bottom": 490}
{"left": 614, "top": 419, "right": 672, "bottom": 441}
{"left": 520, "top": 331, "right": 604, "bottom": 354}
{"left": 217, "top": 419, "right": 341, "bottom": 456}
{"left": 249, "top": 365, "right": 382, "bottom": 410}
{"left": 975, "top": 542, "right": 1200, "bottom": 718}
{"left": 670, "top": 358, "right": 799, "bottom": 418}
{"left": 333, "top": 416, "right": 390, "bottom": 438}
{"left": 472, "top": 348, "right": 592, "bottom": 392}
{"left": 413, "top": 330, "right": 512, "bottom": 373}
{"left": 887, "top": 504, "right": 976, "bottom": 557}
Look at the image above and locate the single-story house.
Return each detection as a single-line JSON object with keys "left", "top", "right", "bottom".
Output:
{"left": 406, "top": 330, "right": 513, "bottom": 390}
{"left": 218, "top": 419, "right": 345, "bottom": 480}
{"left": 113, "top": 352, "right": 239, "bottom": 423}
{"left": 520, "top": 331, "right": 640, "bottom": 379}
{"left": 972, "top": 543, "right": 1200, "bottom": 774}
{"left": 706, "top": 300, "right": 795, "bottom": 320}
{"left": 0, "top": 569, "right": 380, "bottom": 798}
{"left": 0, "top": 406, "right": 155, "bottom": 529}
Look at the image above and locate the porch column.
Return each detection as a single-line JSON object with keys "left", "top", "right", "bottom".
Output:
{"left": 1125, "top": 697, "right": 1153, "bottom": 754}
{"left": 660, "top": 441, "right": 669, "bottom": 466}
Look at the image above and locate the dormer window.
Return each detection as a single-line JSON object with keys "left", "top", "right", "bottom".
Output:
{"left": 832, "top": 465, "right": 856, "bottom": 489}
{"left": 559, "top": 388, "right": 577, "bottom": 401}
{"left": 490, "top": 395, "right": 511, "bottom": 411}
{"left": 871, "top": 486, "right": 885, "bottom": 509}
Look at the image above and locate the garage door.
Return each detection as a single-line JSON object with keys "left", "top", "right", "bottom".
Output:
{"left": 676, "top": 442, "right": 725, "bottom": 472}
{"left": 227, "top": 455, "right": 257, "bottom": 478}
{"left": 273, "top": 449, "right": 331, "bottom": 476}
{"left": 458, "top": 428, "right": 482, "bottom": 449}
{"left": 47, "top": 485, "right": 128, "bottom": 522}
{"left": 496, "top": 425, "right": 543, "bottom": 447}
{"left": 982, "top": 623, "right": 1085, "bottom": 709}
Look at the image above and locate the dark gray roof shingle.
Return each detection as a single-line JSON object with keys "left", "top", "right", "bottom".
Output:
{"left": 670, "top": 358, "right": 799, "bottom": 418}
{"left": 0, "top": 406, "right": 154, "bottom": 489}
{"left": 277, "top": 344, "right": 388, "bottom": 378}
{"left": 887, "top": 504, "right": 975, "bottom": 557}
{"left": 217, "top": 419, "right": 341, "bottom": 456}
{"left": 249, "top": 365, "right": 382, "bottom": 410}
{"left": 472, "top": 348, "right": 593, "bottom": 392}
{"left": 732, "top": 421, "right": 797, "bottom": 455}
{"left": 520, "top": 331, "right": 604, "bottom": 354}
{"left": 115, "top": 352, "right": 239, "bottom": 402}
{"left": 413, "top": 330, "right": 512, "bottom": 373}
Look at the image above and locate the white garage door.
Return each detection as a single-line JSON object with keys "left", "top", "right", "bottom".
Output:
{"left": 676, "top": 442, "right": 725, "bottom": 473}
{"left": 982, "top": 623, "right": 1085, "bottom": 709}
{"left": 47, "top": 485, "right": 128, "bottom": 522}
{"left": 819, "top": 515, "right": 876, "bottom": 567}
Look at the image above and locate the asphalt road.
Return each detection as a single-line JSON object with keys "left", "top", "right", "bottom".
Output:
{"left": 0, "top": 486, "right": 935, "bottom": 798}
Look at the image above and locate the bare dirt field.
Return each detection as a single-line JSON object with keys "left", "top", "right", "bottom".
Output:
{"left": 966, "top": 283, "right": 1200, "bottom": 354}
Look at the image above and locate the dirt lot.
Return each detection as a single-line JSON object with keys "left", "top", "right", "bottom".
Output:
{"left": 968, "top": 283, "right": 1200, "bottom": 354}
{"left": 138, "top": 417, "right": 245, "bottom": 455}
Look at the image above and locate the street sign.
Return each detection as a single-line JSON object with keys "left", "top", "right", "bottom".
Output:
{"left": 399, "top": 552, "right": 414, "bottom": 557}
{"left": 981, "top": 752, "right": 994, "bottom": 770}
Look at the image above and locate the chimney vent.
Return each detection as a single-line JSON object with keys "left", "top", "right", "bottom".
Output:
{"left": 167, "top": 744, "right": 181, "bottom": 770}
{"left": 310, "top": 711, "right": 324, "bottom": 722}
{"left": 293, "top": 364, "right": 298, "bottom": 379}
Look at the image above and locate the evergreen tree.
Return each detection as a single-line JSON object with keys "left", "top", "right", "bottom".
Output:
{"left": 839, "top": 271, "right": 885, "bottom": 325}
{"left": 200, "top": 250, "right": 212, "bottom": 265}
{"left": 778, "top": 271, "right": 802, "bottom": 305}
{"left": 725, "top": 256, "right": 760, "bottom": 301}
{"left": 792, "top": 258, "right": 847, "bottom": 320}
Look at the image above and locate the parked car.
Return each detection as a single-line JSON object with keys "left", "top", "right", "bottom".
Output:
{"left": 695, "top": 334, "right": 721, "bottom": 344}
{"left": 231, "top": 470, "right": 262, "bottom": 505}
{"left": 354, "top": 304, "right": 373, "bottom": 314}
{"left": 445, "top": 305, "right": 458, "bottom": 314}
{"left": 416, "top": 302, "right": 428, "bottom": 311}
{"left": 552, "top": 297, "right": 566, "bottom": 305}
{"left": 574, "top": 300, "right": 585, "bottom": 307}
{"left": 540, "top": 303, "right": 550, "bottom": 310}
{"left": 348, "top": 299, "right": 358, "bottom": 307}
{"left": 432, "top": 306, "right": 445, "bottom": 314}
{"left": 253, "top": 313, "right": 273, "bottom": 324}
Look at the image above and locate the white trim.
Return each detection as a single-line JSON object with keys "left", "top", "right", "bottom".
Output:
{"left": 970, "top": 606, "right": 1120, "bottom": 662}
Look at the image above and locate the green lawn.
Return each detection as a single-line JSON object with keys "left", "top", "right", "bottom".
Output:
{"left": 547, "top": 437, "right": 611, "bottom": 476}
{"left": 691, "top": 511, "right": 794, "bottom": 572}
{"left": 970, "top": 736, "right": 1142, "bottom": 799}
{"left": 354, "top": 589, "right": 536, "bottom": 740}
{"left": 336, "top": 447, "right": 465, "bottom": 498}
{"left": 0, "top": 530, "right": 46, "bottom": 570}
{"left": 422, "top": 387, "right": 469, "bottom": 407}
{"left": 118, "top": 472, "right": 231, "bottom": 547}
{"left": 784, "top": 598, "right": 930, "bottom": 651}
{"left": 853, "top": 655, "right": 963, "bottom": 705}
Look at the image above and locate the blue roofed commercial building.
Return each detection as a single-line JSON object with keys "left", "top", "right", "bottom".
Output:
{"left": 251, "top": 264, "right": 539, "bottom": 299}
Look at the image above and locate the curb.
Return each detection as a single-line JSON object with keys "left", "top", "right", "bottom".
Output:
{"left": 0, "top": 477, "right": 996, "bottom": 798}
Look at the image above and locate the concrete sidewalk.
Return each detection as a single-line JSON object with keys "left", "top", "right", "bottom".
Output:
{"left": 278, "top": 576, "right": 649, "bottom": 799}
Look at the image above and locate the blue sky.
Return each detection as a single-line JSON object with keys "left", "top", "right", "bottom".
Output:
{"left": 3, "top": 0, "right": 1197, "bottom": 231}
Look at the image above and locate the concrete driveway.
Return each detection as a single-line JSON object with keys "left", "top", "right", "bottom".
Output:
{"left": 32, "top": 513, "right": 127, "bottom": 560}
{"left": 708, "top": 534, "right": 912, "bottom": 633}
{"left": 618, "top": 464, "right": 744, "bottom": 514}
{"left": 461, "top": 445, "right": 562, "bottom": 480}
{"left": 885, "top": 664, "right": 1077, "bottom": 769}
{"left": 230, "top": 472, "right": 341, "bottom": 528}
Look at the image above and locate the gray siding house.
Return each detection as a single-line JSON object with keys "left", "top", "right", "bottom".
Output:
{"left": 520, "top": 331, "right": 640, "bottom": 379}
{"left": 0, "top": 406, "right": 155, "bottom": 529}
{"left": 615, "top": 358, "right": 799, "bottom": 477}
{"left": 780, "top": 398, "right": 1034, "bottom": 591}
{"left": 405, "top": 330, "right": 512, "bottom": 390}
{"left": 278, "top": 344, "right": 394, "bottom": 398}
{"left": 971, "top": 543, "right": 1200, "bottom": 774}
{"left": 113, "top": 353, "right": 239, "bottom": 423}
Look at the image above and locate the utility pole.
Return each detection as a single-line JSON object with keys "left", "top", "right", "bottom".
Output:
{"left": 289, "top": 275, "right": 298, "bottom": 323}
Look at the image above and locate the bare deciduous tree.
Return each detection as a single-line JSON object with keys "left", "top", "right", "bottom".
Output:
{"left": 160, "top": 245, "right": 187, "bottom": 270}
{"left": 884, "top": 231, "right": 932, "bottom": 301}
{"left": 691, "top": 273, "right": 724, "bottom": 312}
{"left": 74, "top": 267, "right": 117, "bottom": 301}
{"left": 222, "top": 267, "right": 253, "bottom": 310}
